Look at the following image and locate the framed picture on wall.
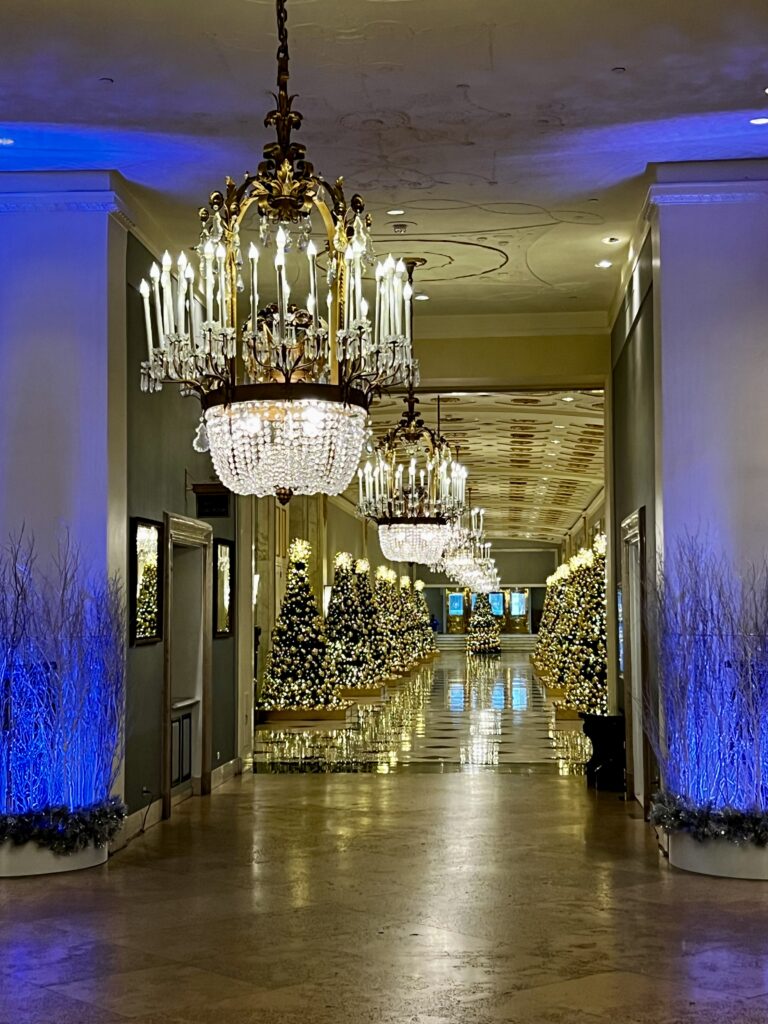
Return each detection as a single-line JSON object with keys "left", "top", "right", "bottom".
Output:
{"left": 214, "top": 539, "right": 234, "bottom": 638}
{"left": 130, "top": 517, "right": 163, "bottom": 645}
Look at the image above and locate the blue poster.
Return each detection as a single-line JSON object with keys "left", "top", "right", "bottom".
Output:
{"left": 509, "top": 592, "right": 527, "bottom": 617}
{"left": 448, "top": 592, "right": 464, "bottom": 616}
{"left": 489, "top": 592, "right": 504, "bottom": 617}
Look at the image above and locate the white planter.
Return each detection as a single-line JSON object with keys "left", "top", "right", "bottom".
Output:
{"left": 0, "top": 842, "right": 108, "bottom": 878}
{"left": 668, "top": 832, "right": 768, "bottom": 880}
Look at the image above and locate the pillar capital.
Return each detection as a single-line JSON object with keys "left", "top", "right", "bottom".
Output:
{"left": 643, "top": 160, "right": 768, "bottom": 222}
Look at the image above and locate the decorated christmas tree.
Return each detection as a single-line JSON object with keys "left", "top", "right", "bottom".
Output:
{"left": 561, "top": 536, "right": 607, "bottom": 714}
{"left": 260, "top": 539, "right": 343, "bottom": 709}
{"left": 353, "top": 558, "right": 388, "bottom": 685}
{"left": 375, "top": 566, "right": 409, "bottom": 675}
{"left": 533, "top": 536, "right": 608, "bottom": 714}
{"left": 136, "top": 561, "right": 159, "bottom": 638}
{"left": 467, "top": 592, "right": 502, "bottom": 654}
{"left": 326, "top": 552, "right": 367, "bottom": 687}
{"left": 533, "top": 563, "right": 570, "bottom": 683}
{"left": 398, "top": 576, "right": 420, "bottom": 668}
{"left": 413, "top": 580, "right": 437, "bottom": 658}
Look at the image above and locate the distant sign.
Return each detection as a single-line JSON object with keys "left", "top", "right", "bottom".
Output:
{"left": 489, "top": 592, "right": 504, "bottom": 617}
{"left": 448, "top": 592, "right": 464, "bottom": 616}
{"left": 509, "top": 592, "right": 527, "bottom": 617}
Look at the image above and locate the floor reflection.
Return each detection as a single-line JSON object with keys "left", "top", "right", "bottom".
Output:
{"left": 254, "top": 652, "right": 591, "bottom": 774}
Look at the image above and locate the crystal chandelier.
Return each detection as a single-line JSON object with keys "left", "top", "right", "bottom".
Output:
{"left": 357, "top": 372, "right": 467, "bottom": 565}
{"left": 439, "top": 508, "right": 500, "bottom": 592}
{"left": 138, "top": 0, "right": 416, "bottom": 502}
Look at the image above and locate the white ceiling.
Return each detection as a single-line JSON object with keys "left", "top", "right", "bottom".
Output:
{"left": 2, "top": 0, "right": 768, "bottom": 317}
{"left": 354, "top": 390, "right": 605, "bottom": 541}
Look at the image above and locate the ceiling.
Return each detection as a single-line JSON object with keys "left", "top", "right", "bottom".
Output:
{"left": 2, "top": 1, "right": 768, "bottom": 318}
{"left": 352, "top": 390, "right": 605, "bottom": 542}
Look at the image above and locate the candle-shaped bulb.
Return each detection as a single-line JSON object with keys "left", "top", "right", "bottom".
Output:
{"left": 395, "top": 258, "right": 406, "bottom": 275}
{"left": 384, "top": 253, "right": 396, "bottom": 273}
{"left": 307, "top": 240, "right": 317, "bottom": 258}
{"left": 403, "top": 282, "right": 413, "bottom": 301}
{"left": 203, "top": 240, "right": 215, "bottom": 257}
{"left": 185, "top": 263, "right": 195, "bottom": 283}
{"left": 248, "top": 242, "right": 259, "bottom": 261}
{"left": 375, "top": 261, "right": 385, "bottom": 280}
{"left": 177, "top": 251, "right": 188, "bottom": 272}
{"left": 276, "top": 225, "right": 287, "bottom": 250}
{"left": 361, "top": 298, "right": 369, "bottom": 319}
{"left": 149, "top": 262, "right": 160, "bottom": 282}
{"left": 162, "top": 250, "right": 172, "bottom": 271}
{"left": 215, "top": 243, "right": 226, "bottom": 260}
{"left": 139, "top": 279, "right": 150, "bottom": 298}
{"left": 344, "top": 244, "right": 354, "bottom": 262}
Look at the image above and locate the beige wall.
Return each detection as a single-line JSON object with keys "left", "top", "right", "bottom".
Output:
{"left": 416, "top": 333, "right": 610, "bottom": 391}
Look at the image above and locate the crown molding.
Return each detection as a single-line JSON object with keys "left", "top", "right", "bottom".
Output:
{"left": 0, "top": 169, "right": 176, "bottom": 257}
{"left": 643, "top": 177, "right": 768, "bottom": 222}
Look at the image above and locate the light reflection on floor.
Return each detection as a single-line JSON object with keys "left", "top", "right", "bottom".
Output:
{"left": 254, "top": 652, "right": 591, "bottom": 774}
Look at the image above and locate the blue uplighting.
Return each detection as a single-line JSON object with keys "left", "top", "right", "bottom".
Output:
{"left": 0, "top": 550, "right": 124, "bottom": 815}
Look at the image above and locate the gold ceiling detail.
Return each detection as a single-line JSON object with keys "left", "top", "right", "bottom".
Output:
{"left": 356, "top": 390, "right": 604, "bottom": 542}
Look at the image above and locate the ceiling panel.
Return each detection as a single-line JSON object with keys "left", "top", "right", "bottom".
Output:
{"left": 351, "top": 389, "right": 604, "bottom": 541}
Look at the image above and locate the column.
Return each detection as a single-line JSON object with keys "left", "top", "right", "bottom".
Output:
{"left": 0, "top": 170, "right": 129, "bottom": 578}
{"left": 647, "top": 161, "right": 768, "bottom": 566}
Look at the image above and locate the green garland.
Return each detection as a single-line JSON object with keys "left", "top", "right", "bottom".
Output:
{"left": 0, "top": 797, "right": 126, "bottom": 855}
{"left": 651, "top": 791, "right": 768, "bottom": 846}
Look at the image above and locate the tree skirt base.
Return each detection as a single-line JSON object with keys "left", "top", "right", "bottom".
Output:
{"left": 668, "top": 833, "right": 768, "bottom": 879}
{"left": 0, "top": 842, "right": 108, "bottom": 878}
{"left": 258, "top": 706, "right": 356, "bottom": 724}
{"left": 337, "top": 685, "right": 387, "bottom": 702}
{"left": 554, "top": 705, "right": 581, "bottom": 721}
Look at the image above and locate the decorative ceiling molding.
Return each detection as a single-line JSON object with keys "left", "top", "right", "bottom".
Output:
{"left": 355, "top": 389, "right": 604, "bottom": 543}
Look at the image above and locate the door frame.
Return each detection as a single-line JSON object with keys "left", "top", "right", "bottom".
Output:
{"left": 620, "top": 508, "right": 653, "bottom": 816}
{"left": 162, "top": 513, "right": 213, "bottom": 819}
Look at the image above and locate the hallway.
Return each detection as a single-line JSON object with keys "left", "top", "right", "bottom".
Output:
{"left": 254, "top": 651, "right": 591, "bottom": 774}
{"left": 4, "top": 769, "right": 768, "bottom": 1023}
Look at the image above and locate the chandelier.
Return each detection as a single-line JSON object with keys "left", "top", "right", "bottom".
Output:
{"left": 438, "top": 508, "right": 500, "bottom": 592}
{"left": 138, "top": 0, "right": 415, "bottom": 502}
{"left": 357, "top": 375, "right": 467, "bottom": 565}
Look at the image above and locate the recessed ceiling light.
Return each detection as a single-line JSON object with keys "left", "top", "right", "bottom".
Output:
{"left": 595, "top": 259, "right": 613, "bottom": 269}
{"left": 414, "top": 293, "right": 430, "bottom": 301}
{"left": 750, "top": 116, "right": 768, "bottom": 125}
{"left": 0, "top": 137, "right": 14, "bottom": 146}
{"left": 602, "top": 236, "right": 621, "bottom": 245}
{"left": 387, "top": 208, "right": 405, "bottom": 216}
{"left": 555, "top": 424, "right": 566, "bottom": 429}
{"left": 561, "top": 396, "right": 575, "bottom": 403}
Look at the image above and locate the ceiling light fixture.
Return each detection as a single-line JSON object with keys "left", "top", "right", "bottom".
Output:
{"left": 595, "top": 259, "right": 613, "bottom": 269}
{"left": 387, "top": 208, "right": 405, "bottom": 216}
{"left": 749, "top": 116, "right": 768, "bottom": 125}
{"left": 561, "top": 396, "right": 575, "bottom": 403}
{"left": 137, "top": 0, "right": 416, "bottom": 503}
{"left": 0, "top": 137, "right": 14, "bottom": 146}
{"left": 358, "top": 353, "right": 467, "bottom": 566}
{"left": 414, "top": 293, "right": 430, "bottom": 301}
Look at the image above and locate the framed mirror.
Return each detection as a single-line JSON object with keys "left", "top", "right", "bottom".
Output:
{"left": 214, "top": 539, "right": 234, "bottom": 638}
{"left": 130, "top": 517, "right": 163, "bottom": 644}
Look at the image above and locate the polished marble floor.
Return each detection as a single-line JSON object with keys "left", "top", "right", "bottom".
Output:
{"left": 5, "top": 770, "right": 768, "bottom": 1023}
{"left": 254, "top": 652, "right": 591, "bottom": 774}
